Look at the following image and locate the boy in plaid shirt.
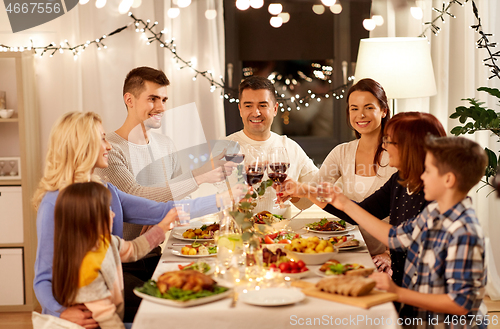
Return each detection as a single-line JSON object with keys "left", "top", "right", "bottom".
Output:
{"left": 325, "top": 136, "right": 487, "bottom": 328}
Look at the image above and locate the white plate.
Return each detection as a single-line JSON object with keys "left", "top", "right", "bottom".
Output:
{"left": 304, "top": 222, "right": 356, "bottom": 234}
{"left": 240, "top": 288, "right": 305, "bottom": 306}
{"left": 152, "top": 262, "right": 215, "bottom": 280}
{"left": 171, "top": 229, "right": 215, "bottom": 242}
{"left": 171, "top": 248, "right": 217, "bottom": 258}
{"left": 276, "top": 270, "right": 311, "bottom": 280}
{"left": 133, "top": 286, "right": 232, "bottom": 308}
{"left": 338, "top": 240, "right": 366, "bottom": 251}
{"left": 312, "top": 265, "right": 375, "bottom": 277}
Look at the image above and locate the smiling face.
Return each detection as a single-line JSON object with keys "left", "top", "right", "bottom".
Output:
{"left": 421, "top": 152, "right": 447, "bottom": 201}
{"left": 94, "top": 123, "right": 112, "bottom": 169}
{"left": 238, "top": 88, "right": 278, "bottom": 141}
{"left": 125, "top": 80, "right": 168, "bottom": 130}
{"left": 348, "top": 91, "right": 387, "bottom": 138}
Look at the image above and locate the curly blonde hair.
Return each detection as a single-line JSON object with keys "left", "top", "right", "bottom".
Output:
{"left": 33, "top": 112, "right": 104, "bottom": 209}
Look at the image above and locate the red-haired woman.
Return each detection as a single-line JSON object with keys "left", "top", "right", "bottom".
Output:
{"left": 320, "top": 112, "right": 447, "bottom": 287}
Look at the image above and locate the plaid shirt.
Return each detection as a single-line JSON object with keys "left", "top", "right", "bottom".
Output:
{"left": 388, "top": 197, "right": 486, "bottom": 329}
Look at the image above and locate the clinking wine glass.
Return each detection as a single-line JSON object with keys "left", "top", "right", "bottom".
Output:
{"left": 268, "top": 147, "right": 290, "bottom": 207}
{"left": 224, "top": 141, "right": 245, "bottom": 164}
{"left": 243, "top": 146, "right": 266, "bottom": 195}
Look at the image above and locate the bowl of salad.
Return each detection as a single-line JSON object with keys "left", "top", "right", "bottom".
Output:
{"left": 261, "top": 231, "right": 301, "bottom": 245}
{"left": 253, "top": 211, "right": 291, "bottom": 234}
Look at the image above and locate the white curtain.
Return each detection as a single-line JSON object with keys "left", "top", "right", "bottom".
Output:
{"left": 0, "top": 0, "right": 225, "bottom": 165}
{"left": 371, "top": 0, "right": 500, "bottom": 300}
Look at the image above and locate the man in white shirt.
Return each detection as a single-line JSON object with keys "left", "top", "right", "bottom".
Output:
{"left": 226, "top": 76, "right": 318, "bottom": 215}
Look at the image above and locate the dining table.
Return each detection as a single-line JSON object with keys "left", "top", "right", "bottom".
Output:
{"left": 131, "top": 216, "right": 401, "bottom": 329}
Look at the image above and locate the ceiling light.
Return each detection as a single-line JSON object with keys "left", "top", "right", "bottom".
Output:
{"left": 177, "top": 0, "right": 191, "bottom": 8}
{"left": 363, "top": 18, "right": 376, "bottom": 31}
{"left": 236, "top": 0, "right": 250, "bottom": 10}
{"left": 330, "top": 3, "right": 342, "bottom": 14}
{"left": 268, "top": 3, "right": 282, "bottom": 15}
{"left": 95, "top": 0, "right": 106, "bottom": 9}
{"left": 312, "top": 5, "right": 325, "bottom": 15}
{"left": 270, "top": 16, "right": 283, "bottom": 28}
{"left": 411, "top": 7, "right": 423, "bottom": 19}
{"left": 250, "top": 0, "right": 263, "bottom": 9}
{"left": 205, "top": 9, "right": 217, "bottom": 19}
{"left": 321, "top": 0, "right": 336, "bottom": 6}
{"left": 278, "top": 12, "right": 290, "bottom": 23}
{"left": 167, "top": 7, "right": 180, "bottom": 18}
{"left": 372, "top": 15, "right": 384, "bottom": 26}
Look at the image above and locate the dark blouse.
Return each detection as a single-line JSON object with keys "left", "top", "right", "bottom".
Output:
{"left": 323, "top": 171, "right": 429, "bottom": 287}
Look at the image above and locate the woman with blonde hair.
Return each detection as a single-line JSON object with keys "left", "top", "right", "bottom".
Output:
{"left": 34, "top": 112, "right": 223, "bottom": 327}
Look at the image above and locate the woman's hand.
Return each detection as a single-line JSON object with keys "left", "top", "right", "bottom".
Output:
{"left": 325, "top": 185, "right": 350, "bottom": 211}
{"left": 158, "top": 208, "right": 179, "bottom": 232}
{"left": 369, "top": 272, "right": 398, "bottom": 294}
{"left": 277, "top": 179, "right": 317, "bottom": 199}
{"left": 192, "top": 149, "right": 237, "bottom": 184}
{"left": 60, "top": 305, "right": 98, "bottom": 329}
{"left": 372, "top": 251, "right": 392, "bottom": 275}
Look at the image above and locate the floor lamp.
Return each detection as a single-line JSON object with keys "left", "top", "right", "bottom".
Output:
{"left": 353, "top": 37, "right": 437, "bottom": 114}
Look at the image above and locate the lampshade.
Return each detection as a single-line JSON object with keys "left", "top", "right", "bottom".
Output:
{"left": 354, "top": 37, "right": 437, "bottom": 99}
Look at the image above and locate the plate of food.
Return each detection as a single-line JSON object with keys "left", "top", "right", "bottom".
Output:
{"left": 304, "top": 218, "right": 355, "bottom": 234}
{"left": 134, "top": 270, "right": 232, "bottom": 307}
{"left": 177, "top": 261, "right": 215, "bottom": 275}
{"left": 252, "top": 211, "right": 291, "bottom": 234}
{"left": 172, "top": 241, "right": 218, "bottom": 257}
{"left": 171, "top": 223, "right": 219, "bottom": 241}
{"left": 172, "top": 249, "right": 216, "bottom": 258}
{"left": 315, "top": 259, "right": 375, "bottom": 277}
{"left": 262, "top": 231, "right": 301, "bottom": 245}
{"left": 262, "top": 246, "right": 311, "bottom": 279}
{"left": 328, "top": 235, "right": 365, "bottom": 250}
{"left": 240, "top": 288, "right": 305, "bottom": 306}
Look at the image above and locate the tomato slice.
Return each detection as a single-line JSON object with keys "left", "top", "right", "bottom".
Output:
{"left": 277, "top": 239, "right": 291, "bottom": 244}
{"left": 264, "top": 236, "right": 275, "bottom": 244}
{"left": 178, "top": 261, "right": 195, "bottom": 270}
{"left": 268, "top": 233, "right": 278, "bottom": 239}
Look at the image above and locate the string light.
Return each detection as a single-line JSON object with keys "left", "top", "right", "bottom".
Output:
{"left": 421, "top": 0, "right": 499, "bottom": 80}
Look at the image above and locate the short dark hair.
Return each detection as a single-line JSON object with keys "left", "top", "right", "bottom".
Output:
{"left": 238, "top": 76, "right": 277, "bottom": 102}
{"left": 425, "top": 136, "right": 487, "bottom": 194}
{"left": 123, "top": 66, "right": 170, "bottom": 97}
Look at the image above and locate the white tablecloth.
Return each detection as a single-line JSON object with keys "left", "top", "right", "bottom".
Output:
{"left": 132, "top": 218, "right": 401, "bottom": 329}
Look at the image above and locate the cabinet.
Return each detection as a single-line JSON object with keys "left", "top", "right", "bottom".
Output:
{"left": 0, "top": 52, "right": 41, "bottom": 312}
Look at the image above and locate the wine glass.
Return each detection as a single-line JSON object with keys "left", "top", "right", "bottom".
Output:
{"left": 0, "top": 161, "right": 4, "bottom": 176}
{"left": 243, "top": 146, "right": 266, "bottom": 191}
{"left": 9, "top": 160, "right": 16, "bottom": 176}
{"left": 268, "top": 147, "right": 290, "bottom": 207}
{"left": 224, "top": 141, "right": 245, "bottom": 164}
{"left": 316, "top": 182, "right": 334, "bottom": 203}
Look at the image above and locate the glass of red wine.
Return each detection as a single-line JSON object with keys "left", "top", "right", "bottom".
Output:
{"left": 268, "top": 147, "right": 290, "bottom": 207}
{"left": 243, "top": 146, "right": 266, "bottom": 192}
{"left": 224, "top": 141, "right": 245, "bottom": 164}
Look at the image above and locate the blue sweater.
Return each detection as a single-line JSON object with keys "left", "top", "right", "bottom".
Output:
{"left": 34, "top": 182, "right": 219, "bottom": 317}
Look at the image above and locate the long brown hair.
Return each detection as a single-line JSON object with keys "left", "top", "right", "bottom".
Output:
{"left": 385, "top": 112, "right": 446, "bottom": 193}
{"left": 52, "top": 182, "right": 111, "bottom": 307}
{"left": 346, "top": 78, "right": 390, "bottom": 167}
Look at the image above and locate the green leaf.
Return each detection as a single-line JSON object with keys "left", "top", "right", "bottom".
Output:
{"left": 450, "top": 112, "right": 462, "bottom": 119}
{"left": 459, "top": 114, "right": 468, "bottom": 124}
{"left": 450, "top": 126, "right": 463, "bottom": 136}
{"left": 485, "top": 148, "right": 498, "bottom": 171}
{"left": 478, "top": 87, "right": 500, "bottom": 99}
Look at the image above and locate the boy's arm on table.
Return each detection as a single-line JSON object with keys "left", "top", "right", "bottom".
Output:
{"left": 371, "top": 273, "right": 468, "bottom": 315}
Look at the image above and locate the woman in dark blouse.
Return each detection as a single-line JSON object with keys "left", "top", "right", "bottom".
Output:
{"left": 281, "top": 112, "right": 446, "bottom": 287}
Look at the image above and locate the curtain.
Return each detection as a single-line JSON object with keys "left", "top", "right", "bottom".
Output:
{"left": 371, "top": 0, "right": 500, "bottom": 300}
